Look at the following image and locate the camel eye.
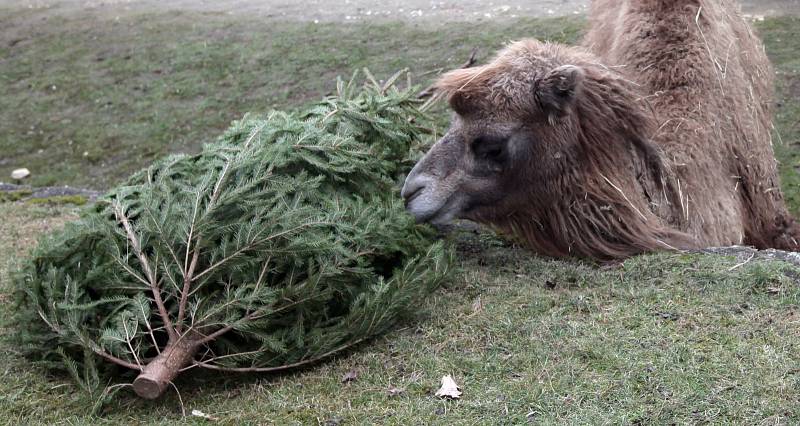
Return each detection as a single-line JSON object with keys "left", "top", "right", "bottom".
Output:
{"left": 481, "top": 147, "right": 503, "bottom": 160}
{"left": 472, "top": 136, "right": 507, "bottom": 163}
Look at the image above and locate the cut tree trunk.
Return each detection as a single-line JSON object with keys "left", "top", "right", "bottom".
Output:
{"left": 133, "top": 337, "right": 200, "bottom": 399}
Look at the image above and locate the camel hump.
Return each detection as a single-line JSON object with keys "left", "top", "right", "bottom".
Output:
{"left": 586, "top": 0, "right": 770, "bottom": 96}
{"left": 586, "top": 0, "right": 795, "bottom": 251}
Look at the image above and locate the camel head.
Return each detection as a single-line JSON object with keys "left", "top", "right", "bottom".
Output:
{"left": 401, "top": 39, "right": 688, "bottom": 260}
{"left": 403, "top": 40, "right": 593, "bottom": 226}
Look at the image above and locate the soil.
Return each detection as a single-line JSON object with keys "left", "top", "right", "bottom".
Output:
{"left": 3, "top": 0, "right": 799, "bottom": 24}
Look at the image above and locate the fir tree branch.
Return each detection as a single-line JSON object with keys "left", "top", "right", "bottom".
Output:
{"left": 177, "top": 191, "right": 202, "bottom": 334}
{"left": 183, "top": 191, "right": 201, "bottom": 279}
{"left": 92, "top": 348, "right": 143, "bottom": 371}
{"left": 180, "top": 348, "right": 263, "bottom": 372}
{"left": 112, "top": 254, "right": 152, "bottom": 288}
{"left": 159, "top": 257, "right": 182, "bottom": 294}
{"left": 144, "top": 208, "right": 183, "bottom": 275}
{"left": 189, "top": 297, "right": 242, "bottom": 328}
{"left": 177, "top": 247, "right": 201, "bottom": 334}
{"left": 66, "top": 322, "right": 144, "bottom": 372}
{"left": 121, "top": 319, "right": 142, "bottom": 368}
{"left": 178, "top": 159, "right": 231, "bottom": 333}
{"left": 113, "top": 201, "right": 178, "bottom": 342}
{"left": 137, "top": 298, "right": 161, "bottom": 355}
{"left": 246, "top": 256, "right": 272, "bottom": 313}
{"left": 190, "top": 221, "right": 332, "bottom": 283}
{"left": 192, "top": 294, "right": 318, "bottom": 346}
{"left": 190, "top": 337, "right": 368, "bottom": 373}
{"left": 243, "top": 122, "right": 267, "bottom": 149}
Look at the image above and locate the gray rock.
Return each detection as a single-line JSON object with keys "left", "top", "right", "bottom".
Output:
{"left": 0, "top": 182, "right": 101, "bottom": 202}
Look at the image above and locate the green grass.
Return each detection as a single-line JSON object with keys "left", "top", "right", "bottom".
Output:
{"left": 2, "top": 204, "right": 800, "bottom": 424}
{"left": 759, "top": 17, "right": 800, "bottom": 213}
{"left": 0, "top": 9, "right": 582, "bottom": 189}
{"left": 2, "top": 8, "right": 800, "bottom": 425}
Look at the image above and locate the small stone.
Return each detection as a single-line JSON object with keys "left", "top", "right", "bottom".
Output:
{"left": 341, "top": 369, "right": 358, "bottom": 383}
{"left": 11, "top": 168, "right": 30, "bottom": 180}
{"left": 387, "top": 386, "right": 404, "bottom": 396}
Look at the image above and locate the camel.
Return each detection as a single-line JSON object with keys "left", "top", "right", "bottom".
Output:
{"left": 401, "top": 0, "right": 800, "bottom": 260}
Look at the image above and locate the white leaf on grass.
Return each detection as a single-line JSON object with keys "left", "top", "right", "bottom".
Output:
{"left": 191, "top": 409, "right": 218, "bottom": 421}
{"left": 435, "top": 375, "right": 462, "bottom": 399}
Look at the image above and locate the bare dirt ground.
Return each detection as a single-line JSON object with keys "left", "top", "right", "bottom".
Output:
{"left": 3, "top": 0, "right": 799, "bottom": 23}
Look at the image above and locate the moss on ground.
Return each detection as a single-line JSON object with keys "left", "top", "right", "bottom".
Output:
{"left": 0, "top": 193, "right": 88, "bottom": 206}
{"left": 23, "top": 194, "right": 88, "bottom": 206}
{"left": 0, "top": 190, "right": 33, "bottom": 203}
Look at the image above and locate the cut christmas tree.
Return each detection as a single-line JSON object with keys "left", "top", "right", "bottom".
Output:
{"left": 12, "top": 71, "right": 452, "bottom": 400}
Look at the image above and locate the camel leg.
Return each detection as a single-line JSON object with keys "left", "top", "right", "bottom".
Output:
{"left": 768, "top": 215, "right": 800, "bottom": 252}
{"left": 746, "top": 212, "right": 800, "bottom": 252}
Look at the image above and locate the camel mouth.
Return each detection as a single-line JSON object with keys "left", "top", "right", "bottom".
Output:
{"left": 402, "top": 172, "right": 451, "bottom": 224}
{"left": 402, "top": 158, "right": 465, "bottom": 225}
{"left": 404, "top": 189, "right": 462, "bottom": 225}
{"left": 417, "top": 206, "right": 458, "bottom": 226}
{"left": 403, "top": 186, "right": 424, "bottom": 208}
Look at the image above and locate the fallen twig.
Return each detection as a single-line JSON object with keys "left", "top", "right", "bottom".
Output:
{"left": 728, "top": 252, "right": 756, "bottom": 271}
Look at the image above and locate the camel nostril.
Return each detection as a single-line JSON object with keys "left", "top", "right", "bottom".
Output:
{"left": 402, "top": 171, "right": 438, "bottom": 210}
{"left": 401, "top": 174, "right": 426, "bottom": 202}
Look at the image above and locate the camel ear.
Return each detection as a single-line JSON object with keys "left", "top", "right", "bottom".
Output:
{"left": 536, "top": 65, "right": 584, "bottom": 119}
{"left": 449, "top": 91, "right": 476, "bottom": 116}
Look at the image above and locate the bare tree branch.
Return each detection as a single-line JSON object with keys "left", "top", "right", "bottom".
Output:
{"left": 92, "top": 347, "right": 142, "bottom": 371}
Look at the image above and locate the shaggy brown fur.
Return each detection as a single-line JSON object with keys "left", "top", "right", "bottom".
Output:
{"left": 402, "top": 0, "right": 800, "bottom": 260}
